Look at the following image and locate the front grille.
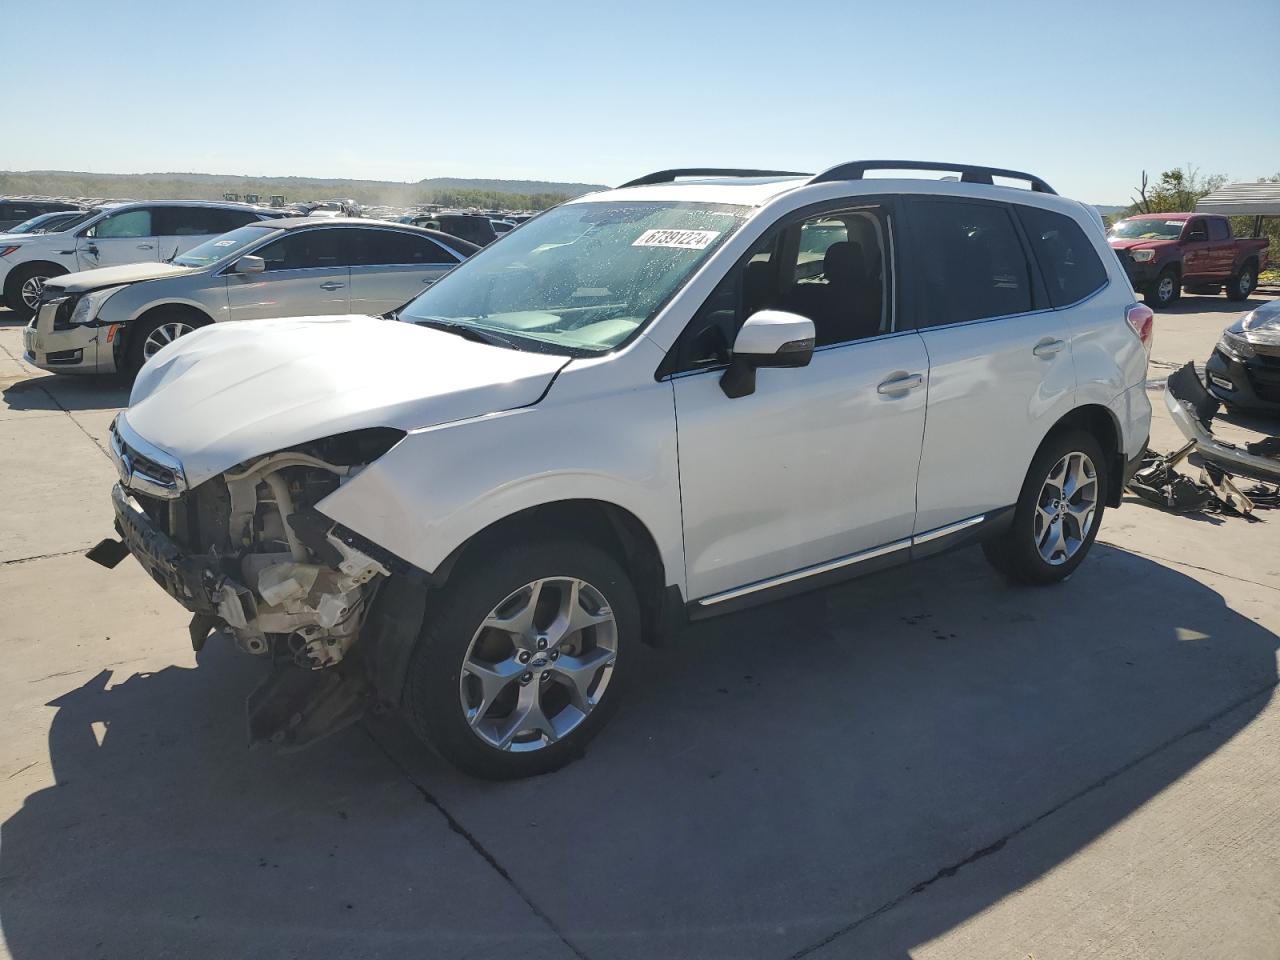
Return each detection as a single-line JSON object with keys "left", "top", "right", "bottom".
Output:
{"left": 123, "top": 443, "right": 178, "bottom": 487}
{"left": 1247, "top": 353, "right": 1280, "bottom": 402}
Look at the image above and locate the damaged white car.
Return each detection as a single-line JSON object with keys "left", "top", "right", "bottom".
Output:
{"left": 92, "top": 162, "right": 1153, "bottom": 779}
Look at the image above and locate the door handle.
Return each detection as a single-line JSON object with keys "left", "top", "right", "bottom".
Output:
{"left": 1033, "top": 337, "right": 1065, "bottom": 359}
{"left": 319, "top": 281, "right": 346, "bottom": 291}
{"left": 876, "top": 372, "right": 924, "bottom": 395}
{"left": 136, "top": 243, "right": 154, "bottom": 250}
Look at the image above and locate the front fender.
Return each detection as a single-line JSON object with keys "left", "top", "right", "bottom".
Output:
{"left": 315, "top": 374, "right": 686, "bottom": 592}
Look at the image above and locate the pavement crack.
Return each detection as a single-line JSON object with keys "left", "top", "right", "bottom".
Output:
{"left": 2, "top": 547, "right": 91, "bottom": 566}
{"left": 1099, "top": 539, "right": 1280, "bottom": 594}
{"left": 363, "top": 728, "right": 592, "bottom": 960}
{"left": 786, "top": 679, "right": 1280, "bottom": 959}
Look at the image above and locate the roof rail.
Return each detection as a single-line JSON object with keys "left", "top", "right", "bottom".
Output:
{"left": 618, "top": 168, "right": 811, "bottom": 188}
{"left": 810, "top": 160, "right": 1057, "bottom": 195}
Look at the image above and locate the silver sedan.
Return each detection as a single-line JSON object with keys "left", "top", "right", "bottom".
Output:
{"left": 22, "top": 218, "right": 477, "bottom": 375}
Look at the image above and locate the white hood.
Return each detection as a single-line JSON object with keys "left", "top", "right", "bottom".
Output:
{"left": 124, "top": 314, "right": 570, "bottom": 486}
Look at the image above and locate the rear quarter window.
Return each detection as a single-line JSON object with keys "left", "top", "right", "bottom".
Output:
{"left": 1015, "top": 205, "right": 1108, "bottom": 308}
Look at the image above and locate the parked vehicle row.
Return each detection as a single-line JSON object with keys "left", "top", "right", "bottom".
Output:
{"left": 89, "top": 161, "right": 1153, "bottom": 779}
{"left": 1107, "top": 212, "right": 1269, "bottom": 309}
{"left": 23, "top": 219, "right": 476, "bottom": 375}
{"left": 0, "top": 197, "right": 85, "bottom": 231}
{"left": 1, "top": 200, "right": 288, "bottom": 319}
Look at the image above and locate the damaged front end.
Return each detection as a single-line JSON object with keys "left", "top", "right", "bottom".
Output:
{"left": 90, "top": 415, "right": 412, "bottom": 748}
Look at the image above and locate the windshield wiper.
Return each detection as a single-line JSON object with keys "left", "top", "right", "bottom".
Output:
{"left": 414, "top": 317, "right": 519, "bottom": 350}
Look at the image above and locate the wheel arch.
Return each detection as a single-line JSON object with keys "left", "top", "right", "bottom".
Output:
{"left": 117, "top": 301, "right": 214, "bottom": 367}
{"left": 1038, "top": 404, "right": 1124, "bottom": 506}
{"left": 435, "top": 498, "right": 677, "bottom": 647}
{"left": 3, "top": 259, "right": 68, "bottom": 299}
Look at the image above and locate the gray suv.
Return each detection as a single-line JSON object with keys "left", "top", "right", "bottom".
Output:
{"left": 23, "top": 218, "right": 476, "bottom": 375}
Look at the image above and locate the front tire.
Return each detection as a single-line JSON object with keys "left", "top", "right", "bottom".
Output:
{"left": 983, "top": 429, "right": 1107, "bottom": 586}
{"left": 403, "top": 539, "right": 639, "bottom": 780}
{"left": 1146, "top": 267, "right": 1180, "bottom": 309}
{"left": 5, "top": 264, "right": 67, "bottom": 320}
{"left": 1226, "top": 263, "right": 1255, "bottom": 302}
{"left": 125, "top": 310, "right": 208, "bottom": 374}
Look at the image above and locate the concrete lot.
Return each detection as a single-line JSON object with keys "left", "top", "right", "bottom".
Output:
{"left": 1, "top": 294, "right": 1278, "bottom": 960}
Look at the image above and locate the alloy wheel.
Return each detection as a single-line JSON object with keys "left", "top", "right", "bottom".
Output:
{"left": 1239, "top": 271, "right": 1253, "bottom": 297}
{"left": 459, "top": 577, "right": 617, "bottom": 752}
{"left": 1033, "top": 451, "right": 1098, "bottom": 566}
{"left": 1157, "top": 275, "right": 1175, "bottom": 303}
{"left": 20, "top": 275, "right": 47, "bottom": 310}
{"left": 142, "top": 320, "right": 196, "bottom": 360}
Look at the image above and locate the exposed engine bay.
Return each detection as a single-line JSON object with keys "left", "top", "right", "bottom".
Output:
{"left": 92, "top": 424, "right": 411, "bottom": 748}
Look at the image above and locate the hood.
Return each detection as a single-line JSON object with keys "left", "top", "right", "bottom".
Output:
{"left": 1107, "top": 237, "right": 1169, "bottom": 251}
{"left": 45, "top": 262, "right": 194, "bottom": 294}
{"left": 1229, "top": 301, "right": 1280, "bottom": 354}
{"left": 124, "top": 314, "right": 569, "bottom": 487}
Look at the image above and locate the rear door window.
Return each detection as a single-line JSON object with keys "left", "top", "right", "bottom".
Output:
{"left": 1208, "top": 218, "right": 1230, "bottom": 241}
{"left": 154, "top": 206, "right": 257, "bottom": 236}
{"left": 908, "top": 200, "right": 1033, "bottom": 326}
{"left": 1014, "top": 205, "right": 1109, "bottom": 307}
{"left": 355, "top": 229, "right": 455, "bottom": 265}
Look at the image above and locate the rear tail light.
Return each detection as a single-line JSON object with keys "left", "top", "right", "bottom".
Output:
{"left": 1126, "top": 303, "right": 1154, "bottom": 351}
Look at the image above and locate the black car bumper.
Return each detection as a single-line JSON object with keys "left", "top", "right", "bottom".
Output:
{"left": 111, "top": 483, "right": 254, "bottom": 618}
{"left": 1115, "top": 255, "right": 1159, "bottom": 289}
{"left": 1204, "top": 348, "right": 1280, "bottom": 415}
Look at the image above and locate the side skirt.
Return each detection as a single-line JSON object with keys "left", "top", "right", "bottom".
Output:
{"left": 686, "top": 507, "right": 1014, "bottom": 620}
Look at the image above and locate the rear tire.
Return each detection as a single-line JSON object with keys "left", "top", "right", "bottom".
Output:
{"left": 983, "top": 429, "right": 1108, "bottom": 586}
{"left": 1226, "top": 263, "right": 1256, "bottom": 302}
{"left": 125, "top": 310, "right": 209, "bottom": 374}
{"left": 1145, "top": 267, "right": 1180, "bottom": 309}
{"left": 5, "top": 263, "right": 67, "bottom": 320}
{"left": 402, "top": 538, "right": 639, "bottom": 780}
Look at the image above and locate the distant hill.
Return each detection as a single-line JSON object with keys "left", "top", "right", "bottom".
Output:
{"left": 1094, "top": 204, "right": 1127, "bottom": 216}
{"left": 0, "top": 170, "right": 608, "bottom": 210}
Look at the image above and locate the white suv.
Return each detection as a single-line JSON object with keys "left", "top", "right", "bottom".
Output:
{"left": 92, "top": 162, "right": 1153, "bottom": 779}
{"left": 0, "top": 200, "right": 283, "bottom": 318}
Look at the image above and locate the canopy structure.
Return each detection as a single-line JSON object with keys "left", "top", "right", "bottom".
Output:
{"left": 1196, "top": 182, "right": 1280, "bottom": 217}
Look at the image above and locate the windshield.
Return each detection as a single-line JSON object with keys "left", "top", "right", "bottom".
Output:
{"left": 173, "top": 224, "right": 277, "bottom": 267}
{"left": 1109, "top": 218, "right": 1184, "bottom": 241}
{"left": 399, "top": 200, "right": 748, "bottom": 354}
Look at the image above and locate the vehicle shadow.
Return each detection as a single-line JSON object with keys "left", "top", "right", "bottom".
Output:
{"left": 1157, "top": 294, "right": 1268, "bottom": 315}
{"left": 0, "top": 369, "right": 129, "bottom": 413}
{"left": 0, "top": 544, "right": 1275, "bottom": 960}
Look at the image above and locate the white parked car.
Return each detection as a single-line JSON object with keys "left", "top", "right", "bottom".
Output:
{"left": 0, "top": 200, "right": 284, "bottom": 318}
{"left": 23, "top": 218, "right": 477, "bottom": 376}
{"left": 93, "top": 161, "right": 1153, "bottom": 779}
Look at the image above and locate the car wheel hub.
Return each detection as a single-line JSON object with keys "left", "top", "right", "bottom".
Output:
{"left": 459, "top": 576, "right": 617, "bottom": 752}
{"left": 1033, "top": 451, "right": 1098, "bottom": 566}
{"left": 142, "top": 320, "right": 196, "bottom": 359}
{"left": 20, "top": 276, "right": 47, "bottom": 310}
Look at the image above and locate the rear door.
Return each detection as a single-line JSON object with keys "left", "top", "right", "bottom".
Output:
{"left": 226, "top": 227, "right": 352, "bottom": 321}
{"left": 347, "top": 228, "right": 460, "bottom": 315}
{"left": 906, "top": 197, "right": 1077, "bottom": 533}
{"left": 76, "top": 207, "right": 160, "bottom": 268}
{"left": 154, "top": 206, "right": 260, "bottom": 261}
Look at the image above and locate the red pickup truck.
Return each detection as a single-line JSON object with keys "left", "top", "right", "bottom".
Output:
{"left": 1107, "top": 212, "right": 1270, "bottom": 309}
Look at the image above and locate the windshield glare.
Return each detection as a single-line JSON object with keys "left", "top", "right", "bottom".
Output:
{"left": 173, "top": 224, "right": 277, "bottom": 267}
{"left": 399, "top": 200, "right": 748, "bottom": 353}
{"left": 1109, "top": 218, "right": 1184, "bottom": 241}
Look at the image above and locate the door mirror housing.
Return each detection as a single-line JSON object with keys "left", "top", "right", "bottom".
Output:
{"left": 234, "top": 254, "right": 266, "bottom": 274}
{"left": 720, "top": 309, "right": 816, "bottom": 398}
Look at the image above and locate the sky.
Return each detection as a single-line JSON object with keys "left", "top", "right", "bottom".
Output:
{"left": 5, "top": 0, "right": 1279, "bottom": 204}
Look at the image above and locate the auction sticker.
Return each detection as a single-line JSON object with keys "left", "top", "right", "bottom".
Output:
{"left": 633, "top": 228, "right": 720, "bottom": 250}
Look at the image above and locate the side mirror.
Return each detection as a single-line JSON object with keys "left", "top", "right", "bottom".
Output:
{"left": 234, "top": 255, "right": 265, "bottom": 274}
{"left": 720, "top": 309, "right": 816, "bottom": 399}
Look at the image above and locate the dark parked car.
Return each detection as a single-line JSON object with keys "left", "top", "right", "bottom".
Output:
{"left": 1108, "top": 212, "right": 1270, "bottom": 309}
{"left": 0, "top": 199, "right": 84, "bottom": 232}
{"left": 408, "top": 213, "right": 498, "bottom": 247}
{"left": 1205, "top": 299, "right": 1280, "bottom": 415}
{"left": 0, "top": 210, "right": 91, "bottom": 236}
